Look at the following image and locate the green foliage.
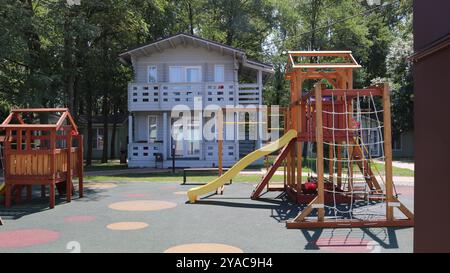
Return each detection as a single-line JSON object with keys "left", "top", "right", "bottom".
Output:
{"left": 0, "top": 0, "right": 413, "bottom": 161}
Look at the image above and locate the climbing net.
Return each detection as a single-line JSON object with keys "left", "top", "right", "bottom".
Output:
{"left": 308, "top": 91, "right": 397, "bottom": 221}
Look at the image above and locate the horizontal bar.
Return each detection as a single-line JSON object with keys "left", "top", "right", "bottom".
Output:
{"left": 11, "top": 108, "right": 68, "bottom": 113}
{"left": 286, "top": 219, "right": 414, "bottom": 229}
{"left": 322, "top": 88, "right": 383, "bottom": 96}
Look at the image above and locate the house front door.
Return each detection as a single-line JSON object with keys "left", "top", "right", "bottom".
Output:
{"left": 170, "top": 118, "right": 201, "bottom": 158}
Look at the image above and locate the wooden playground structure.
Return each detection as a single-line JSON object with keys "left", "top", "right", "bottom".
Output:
{"left": 252, "top": 51, "right": 414, "bottom": 228}
{"left": 0, "top": 108, "right": 84, "bottom": 209}
{"left": 209, "top": 51, "right": 414, "bottom": 228}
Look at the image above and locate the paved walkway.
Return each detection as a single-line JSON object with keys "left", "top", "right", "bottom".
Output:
{"left": 0, "top": 181, "right": 414, "bottom": 253}
{"left": 392, "top": 161, "right": 414, "bottom": 171}
{"left": 373, "top": 160, "right": 415, "bottom": 171}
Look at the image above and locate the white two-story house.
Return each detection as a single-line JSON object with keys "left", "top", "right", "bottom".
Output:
{"left": 119, "top": 33, "right": 274, "bottom": 168}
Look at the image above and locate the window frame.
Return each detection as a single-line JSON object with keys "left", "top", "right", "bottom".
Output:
{"left": 93, "top": 128, "right": 104, "bottom": 150}
{"left": 185, "top": 66, "right": 202, "bottom": 83}
{"left": 148, "top": 115, "right": 158, "bottom": 143}
{"left": 147, "top": 65, "right": 158, "bottom": 83}
{"left": 168, "top": 65, "right": 202, "bottom": 83}
{"left": 214, "top": 64, "right": 225, "bottom": 82}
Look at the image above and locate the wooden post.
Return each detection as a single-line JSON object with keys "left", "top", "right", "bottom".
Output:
{"left": 329, "top": 144, "right": 334, "bottom": 183}
{"left": 17, "top": 129, "right": 22, "bottom": 151}
{"left": 296, "top": 75, "right": 303, "bottom": 194}
{"left": 314, "top": 84, "right": 325, "bottom": 221}
{"left": 77, "top": 134, "right": 84, "bottom": 198}
{"left": 217, "top": 109, "right": 223, "bottom": 176}
{"left": 5, "top": 184, "right": 11, "bottom": 208}
{"left": 217, "top": 109, "right": 224, "bottom": 194}
{"left": 382, "top": 83, "right": 394, "bottom": 221}
{"left": 290, "top": 79, "right": 297, "bottom": 187}
{"left": 347, "top": 99, "right": 354, "bottom": 192}
{"left": 286, "top": 107, "right": 291, "bottom": 187}
{"left": 337, "top": 145, "right": 342, "bottom": 189}
{"left": 25, "top": 129, "right": 32, "bottom": 202}
{"left": 66, "top": 129, "right": 72, "bottom": 202}
{"left": 49, "top": 129, "right": 56, "bottom": 209}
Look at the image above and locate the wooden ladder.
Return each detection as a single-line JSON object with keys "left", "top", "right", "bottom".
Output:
{"left": 351, "top": 142, "right": 383, "bottom": 193}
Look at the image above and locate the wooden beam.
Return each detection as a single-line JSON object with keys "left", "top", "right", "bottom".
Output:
{"left": 322, "top": 89, "right": 382, "bottom": 97}
{"left": 286, "top": 219, "right": 414, "bottom": 229}
{"left": 1, "top": 113, "right": 14, "bottom": 126}
{"left": 11, "top": 108, "right": 68, "bottom": 113}
{"left": 292, "top": 196, "right": 318, "bottom": 222}
{"left": 314, "top": 84, "right": 325, "bottom": 221}
{"left": 55, "top": 111, "right": 68, "bottom": 130}
{"left": 293, "top": 64, "right": 361, "bottom": 69}
{"left": 154, "top": 43, "right": 163, "bottom": 53}
{"left": 382, "top": 83, "right": 394, "bottom": 221}
{"left": 168, "top": 39, "right": 176, "bottom": 48}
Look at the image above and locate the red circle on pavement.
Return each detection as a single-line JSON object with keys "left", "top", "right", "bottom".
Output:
{"left": 0, "top": 229, "right": 60, "bottom": 248}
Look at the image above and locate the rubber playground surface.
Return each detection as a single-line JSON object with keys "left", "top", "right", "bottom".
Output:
{"left": 0, "top": 181, "right": 414, "bottom": 253}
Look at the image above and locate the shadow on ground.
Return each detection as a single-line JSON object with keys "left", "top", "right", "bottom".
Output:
{"left": 0, "top": 185, "right": 110, "bottom": 220}
{"left": 191, "top": 191, "right": 406, "bottom": 251}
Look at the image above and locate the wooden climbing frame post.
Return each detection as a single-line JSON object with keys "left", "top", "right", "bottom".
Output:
{"left": 382, "top": 83, "right": 395, "bottom": 220}
{"left": 314, "top": 83, "right": 325, "bottom": 221}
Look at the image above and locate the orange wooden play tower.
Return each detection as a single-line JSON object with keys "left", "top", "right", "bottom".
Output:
{"left": 0, "top": 108, "right": 84, "bottom": 208}
{"left": 251, "top": 51, "right": 414, "bottom": 228}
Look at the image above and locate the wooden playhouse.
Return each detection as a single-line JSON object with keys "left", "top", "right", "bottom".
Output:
{"left": 0, "top": 108, "right": 84, "bottom": 208}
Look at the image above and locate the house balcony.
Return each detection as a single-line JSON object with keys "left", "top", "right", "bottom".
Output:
{"left": 128, "top": 82, "right": 261, "bottom": 111}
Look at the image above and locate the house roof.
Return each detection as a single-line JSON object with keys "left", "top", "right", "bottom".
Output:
{"left": 287, "top": 51, "right": 361, "bottom": 69}
{"left": 118, "top": 33, "right": 274, "bottom": 74}
{"left": 0, "top": 108, "right": 79, "bottom": 133}
{"left": 409, "top": 32, "right": 450, "bottom": 62}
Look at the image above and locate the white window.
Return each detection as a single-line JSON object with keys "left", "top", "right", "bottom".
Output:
{"left": 148, "top": 65, "right": 157, "bottom": 83}
{"left": 186, "top": 66, "right": 201, "bottom": 82}
{"left": 169, "top": 66, "right": 183, "bottom": 83}
{"left": 214, "top": 65, "right": 225, "bottom": 82}
{"left": 148, "top": 115, "right": 158, "bottom": 142}
{"left": 93, "top": 128, "right": 104, "bottom": 150}
{"left": 169, "top": 66, "right": 202, "bottom": 83}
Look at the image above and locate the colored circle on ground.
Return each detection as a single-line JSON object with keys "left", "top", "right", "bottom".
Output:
{"left": 164, "top": 243, "right": 244, "bottom": 253}
{"left": 315, "top": 236, "right": 373, "bottom": 253}
{"left": 108, "top": 200, "right": 177, "bottom": 211}
{"left": 85, "top": 183, "right": 118, "bottom": 189}
{"left": 173, "top": 191, "right": 187, "bottom": 195}
{"left": 65, "top": 215, "right": 96, "bottom": 223}
{"left": 107, "top": 222, "right": 149, "bottom": 231}
{"left": 0, "top": 229, "right": 60, "bottom": 248}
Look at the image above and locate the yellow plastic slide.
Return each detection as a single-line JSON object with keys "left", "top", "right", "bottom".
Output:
{"left": 187, "top": 129, "right": 297, "bottom": 203}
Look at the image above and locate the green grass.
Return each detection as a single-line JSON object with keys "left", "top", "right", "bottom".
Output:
{"left": 392, "top": 157, "right": 414, "bottom": 163}
{"left": 327, "top": 162, "right": 413, "bottom": 177}
{"left": 82, "top": 155, "right": 413, "bottom": 184}
{"left": 85, "top": 172, "right": 292, "bottom": 183}
{"left": 84, "top": 160, "right": 128, "bottom": 172}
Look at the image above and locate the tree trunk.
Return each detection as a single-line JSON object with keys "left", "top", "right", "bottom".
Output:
{"left": 187, "top": 1, "right": 194, "bottom": 35}
{"left": 63, "top": 11, "right": 75, "bottom": 114}
{"left": 101, "top": 94, "right": 109, "bottom": 163}
{"left": 86, "top": 88, "right": 93, "bottom": 166}
{"left": 110, "top": 108, "right": 117, "bottom": 159}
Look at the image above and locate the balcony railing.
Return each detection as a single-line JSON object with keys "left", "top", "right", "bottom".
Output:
{"left": 128, "top": 82, "right": 261, "bottom": 110}
{"left": 238, "top": 84, "right": 260, "bottom": 105}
